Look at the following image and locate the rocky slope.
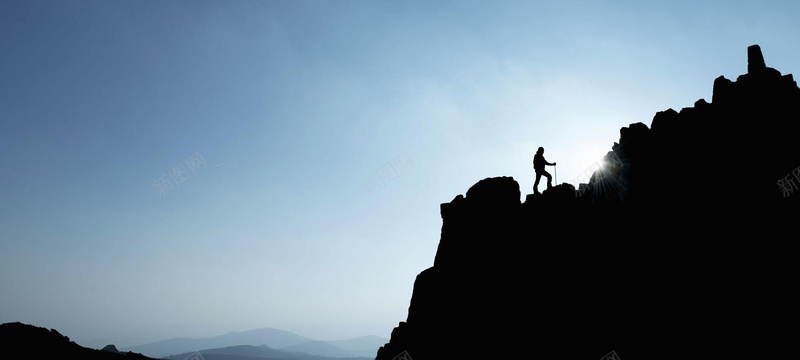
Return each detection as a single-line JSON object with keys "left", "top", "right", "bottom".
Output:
{"left": 0, "top": 322, "right": 155, "bottom": 360}
{"left": 375, "top": 45, "right": 799, "bottom": 360}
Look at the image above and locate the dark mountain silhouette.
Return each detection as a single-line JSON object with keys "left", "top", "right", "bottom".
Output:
{"left": 375, "top": 45, "right": 799, "bottom": 360}
{"left": 0, "top": 322, "right": 155, "bottom": 360}
{"left": 102, "top": 344, "right": 123, "bottom": 354}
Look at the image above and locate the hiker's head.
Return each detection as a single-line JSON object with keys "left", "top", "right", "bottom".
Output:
{"left": 537, "top": 147, "right": 544, "bottom": 155}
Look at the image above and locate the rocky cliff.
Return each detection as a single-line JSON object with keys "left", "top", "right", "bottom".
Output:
{"left": 375, "top": 45, "right": 799, "bottom": 360}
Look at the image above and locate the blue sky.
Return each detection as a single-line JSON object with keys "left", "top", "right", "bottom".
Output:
{"left": 2, "top": 0, "right": 799, "bottom": 348}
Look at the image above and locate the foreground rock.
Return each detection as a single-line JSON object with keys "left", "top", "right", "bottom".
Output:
{"left": 0, "top": 322, "right": 155, "bottom": 360}
{"left": 376, "top": 45, "right": 799, "bottom": 360}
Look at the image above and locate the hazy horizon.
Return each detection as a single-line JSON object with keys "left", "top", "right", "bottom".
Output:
{"left": 92, "top": 325, "right": 388, "bottom": 351}
{"left": 2, "top": 0, "right": 800, "bottom": 350}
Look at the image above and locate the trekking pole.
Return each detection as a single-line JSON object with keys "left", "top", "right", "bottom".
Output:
{"left": 554, "top": 164, "right": 557, "bottom": 185}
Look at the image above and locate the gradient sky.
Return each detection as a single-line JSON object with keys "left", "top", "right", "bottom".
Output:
{"left": 2, "top": 0, "right": 799, "bottom": 349}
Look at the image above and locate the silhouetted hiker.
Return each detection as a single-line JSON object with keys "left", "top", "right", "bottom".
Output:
{"left": 533, "top": 147, "right": 556, "bottom": 194}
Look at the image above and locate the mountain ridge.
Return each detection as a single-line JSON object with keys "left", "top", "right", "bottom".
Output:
{"left": 0, "top": 322, "right": 157, "bottom": 360}
{"left": 120, "top": 326, "right": 387, "bottom": 358}
{"left": 162, "top": 344, "right": 373, "bottom": 360}
{"left": 0, "top": 322, "right": 384, "bottom": 360}
{"left": 375, "top": 44, "right": 799, "bottom": 360}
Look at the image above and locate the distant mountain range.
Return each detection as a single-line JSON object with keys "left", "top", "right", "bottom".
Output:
{"left": 120, "top": 327, "right": 387, "bottom": 358}
{"left": 163, "top": 344, "right": 373, "bottom": 360}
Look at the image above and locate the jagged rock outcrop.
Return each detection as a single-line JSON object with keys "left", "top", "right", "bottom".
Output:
{"left": 376, "top": 45, "right": 799, "bottom": 360}
{"left": 102, "top": 344, "right": 122, "bottom": 354}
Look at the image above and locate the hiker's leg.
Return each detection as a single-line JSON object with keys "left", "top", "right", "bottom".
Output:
{"left": 534, "top": 173, "right": 542, "bottom": 193}
{"left": 542, "top": 170, "right": 553, "bottom": 189}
